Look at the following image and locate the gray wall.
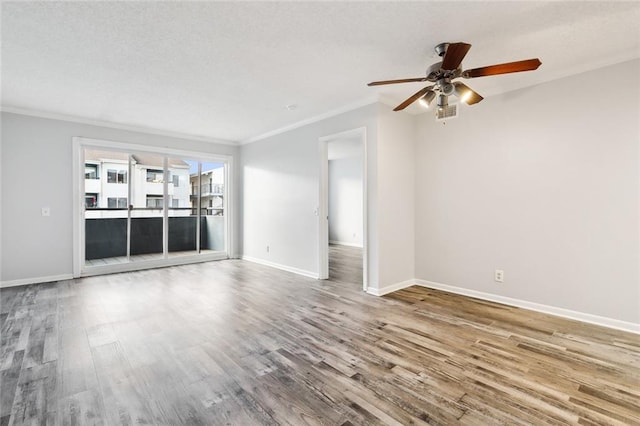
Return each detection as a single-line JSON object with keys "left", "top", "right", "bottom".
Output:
{"left": 0, "top": 112, "right": 239, "bottom": 283}
{"left": 377, "top": 107, "right": 416, "bottom": 288}
{"left": 328, "top": 138, "right": 363, "bottom": 247}
{"left": 241, "top": 102, "right": 418, "bottom": 291}
{"left": 414, "top": 59, "right": 640, "bottom": 323}
{"left": 241, "top": 103, "right": 379, "bottom": 284}
{"left": 3, "top": 59, "right": 637, "bottom": 325}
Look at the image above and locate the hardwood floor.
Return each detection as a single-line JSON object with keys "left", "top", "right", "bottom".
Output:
{"left": 1, "top": 259, "right": 638, "bottom": 425}
{"left": 329, "top": 244, "right": 362, "bottom": 286}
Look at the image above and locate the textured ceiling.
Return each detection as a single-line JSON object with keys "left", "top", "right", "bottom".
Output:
{"left": 2, "top": 1, "right": 639, "bottom": 143}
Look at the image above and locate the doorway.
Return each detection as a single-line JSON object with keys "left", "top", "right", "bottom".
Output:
{"left": 319, "top": 128, "right": 367, "bottom": 291}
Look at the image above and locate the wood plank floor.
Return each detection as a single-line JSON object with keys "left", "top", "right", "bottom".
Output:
{"left": 1, "top": 259, "right": 639, "bottom": 425}
{"left": 329, "top": 244, "right": 362, "bottom": 286}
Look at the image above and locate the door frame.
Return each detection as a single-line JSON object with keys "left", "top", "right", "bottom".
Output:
{"left": 72, "top": 137, "right": 233, "bottom": 277}
{"left": 318, "top": 127, "right": 368, "bottom": 291}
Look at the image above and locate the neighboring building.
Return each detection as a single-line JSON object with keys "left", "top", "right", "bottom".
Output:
{"left": 84, "top": 150, "right": 192, "bottom": 218}
{"left": 190, "top": 166, "right": 224, "bottom": 216}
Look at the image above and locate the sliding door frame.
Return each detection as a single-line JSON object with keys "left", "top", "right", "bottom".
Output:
{"left": 72, "top": 137, "right": 233, "bottom": 278}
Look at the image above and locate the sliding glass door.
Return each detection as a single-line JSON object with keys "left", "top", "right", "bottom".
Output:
{"left": 167, "top": 158, "right": 226, "bottom": 258}
{"left": 197, "top": 161, "right": 226, "bottom": 254}
{"left": 81, "top": 145, "right": 228, "bottom": 272}
{"left": 84, "top": 149, "right": 129, "bottom": 266}
{"left": 130, "top": 153, "right": 165, "bottom": 261}
{"left": 168, "top": 158, "right": 198, "bottom": 258}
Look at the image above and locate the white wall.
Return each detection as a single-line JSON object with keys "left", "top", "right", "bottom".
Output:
{"left": 328, "top": 138, "right": 363, "bottom": 247}
{"left": 241, "top": 104, "right": 379, "bottom": 284}
{"left": 0, "top": 112, "right": 239, "bottom": 284}
{"left": 414, "top": 59, "right": 640, "bottom": 324}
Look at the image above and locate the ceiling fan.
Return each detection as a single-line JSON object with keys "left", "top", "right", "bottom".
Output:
{"left": 368, "top": 42, "right": 541, "bottom": 114}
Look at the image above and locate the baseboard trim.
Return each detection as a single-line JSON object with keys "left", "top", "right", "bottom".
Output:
{"left": 365, "top": 277, "right": 639, "bottom": 334}
{"left": 1, "top": 274, "right": 74, "bottom": 289}
{"left": 414, "top": 279, "right": 640, "bottom": 335}
{"left": 241, "top": 256, "right": 319, "bottom": 279}
{"left": 329, "top": 240, "right": 363, "bottom": 248}
{"left": 366, "top": 279, "right": 415, "bottom": 296}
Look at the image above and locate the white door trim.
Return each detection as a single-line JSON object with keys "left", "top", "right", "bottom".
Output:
{"left": 318, "top": 127, "right": 368, "bottom": 292}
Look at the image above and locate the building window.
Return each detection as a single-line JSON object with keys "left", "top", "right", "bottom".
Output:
{"left": 107, "top": 169, "right": 127, "bottom": 183}
{"left": 85, "top": 165, "right": 98, "bottom": 179}
{"left": 172, "top": 175, "right": 180, "bottom": 187}
{"left": 147, "top": 169, "right": 164, "bottom": 183}
{"left": 107, "top": 197, "right": 127, "bottom": 208}
{"left": 146, "top": 196, "right": 163, "bottom": 208}
{"left": 85, "top": 193, "right": 98, "bottom": 208}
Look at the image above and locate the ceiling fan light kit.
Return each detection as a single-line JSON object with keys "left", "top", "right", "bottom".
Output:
{"left": 418, "top": 90, "right": 436, "bottom": 108}
{"left": 368, "top": 42, "right": 541, "bottom": 119}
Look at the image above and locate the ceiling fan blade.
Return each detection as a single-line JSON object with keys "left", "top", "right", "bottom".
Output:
{"left": 441, "top": 42, "right": 472, "bottom": 71}
{"left": 393, "top": 86, "right": 434, "bottom": 111}
{"left": 454, "top": 82, "right": 483, "bottom": 105}
{"left": 462, "top": 58, "right": 542, "bottom": 78}
{"left": 368, "top": 77, "right": 427, "bottom": 86}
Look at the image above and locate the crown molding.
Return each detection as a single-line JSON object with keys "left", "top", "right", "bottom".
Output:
{"left": 0, "top": 106, "right": 239, "bottom": 146}
{"left": 240, "top": 96, "right": 379, "bottom": 145}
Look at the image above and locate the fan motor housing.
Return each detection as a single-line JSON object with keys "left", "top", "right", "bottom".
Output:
{"left": 426, "top": 62, "right": 462, "bottom": 82}
{"left": 426, "top": 62, "right": 442, "bottom": 81}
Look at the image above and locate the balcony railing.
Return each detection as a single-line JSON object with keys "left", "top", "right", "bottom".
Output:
{"left": 85, "top": 215, "right": 225, "bottom": 260}
{"left": 191, "top": 184, "right": 224, "bottom": 195}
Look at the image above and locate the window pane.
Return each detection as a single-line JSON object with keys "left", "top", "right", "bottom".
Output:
{"left": 146, "top": 196, "right": 163, "bottom": 208}
{"left": 85, "top": 165, "right": 98, "bottom": 179}
{"left": 199, "top": 162, "right": 225, "bottom": 251}
{"left": 146, "top": 169, "right": 164, "bottom": 183}
{"left": 84, "top": 148, "right": 129, "bottom": 266}
{"left": 167, "top": 158, "right": 197, "bottom": 257}
{"left": 131, "top": 153, "right": 164, "bottom": 261}
{"left": 85, "top": 194, "right": 97, "bottom": 208}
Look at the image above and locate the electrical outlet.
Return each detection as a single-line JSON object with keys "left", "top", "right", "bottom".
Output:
{"left": 494, "top": 269, "right": 504, "bottom": 283}
{"left": 266, "top": 245, "right": 270, "bottom": 253}
{"left": 41, "top": 207, "right": 51, "bottom": 217}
